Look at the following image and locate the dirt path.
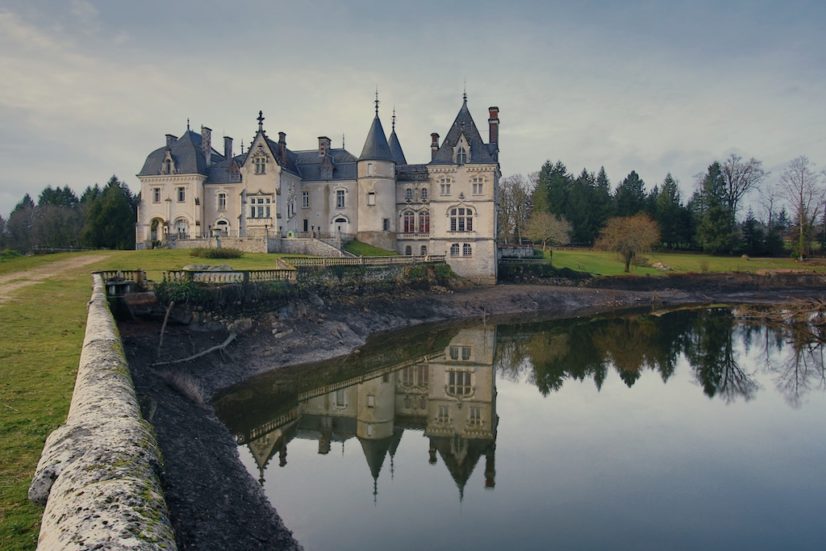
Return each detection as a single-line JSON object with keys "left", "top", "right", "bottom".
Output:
{"left": 0, "top": 254, "right": 107, "bottom": 304}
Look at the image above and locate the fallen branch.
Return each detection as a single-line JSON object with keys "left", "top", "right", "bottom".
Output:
{"left": 156, "top": 300, "right": 175, "bottom": 360}
{"left": 151, "top": 333, "right": 237, "bottom": 367}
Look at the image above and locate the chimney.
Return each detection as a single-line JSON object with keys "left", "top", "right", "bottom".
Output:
{"left": 318, "top": 136, "right": 331, "bottom": 157}
{"left": 223, "top": 136, "right": 233, "bottom": 159}
{"left": 165, "top": 134, "right": 177, "bottom": 147}
{"left": 201, "top": 126, "right": 212, "bottom": 166}
{"left": 430, "top": 132, "right": 440, "bottom": 160}
{"left": 488, "top": 106, "right": 499, "bottom": 146}
{"left": 278, "top": 131, "right": 287, "bottom": 162}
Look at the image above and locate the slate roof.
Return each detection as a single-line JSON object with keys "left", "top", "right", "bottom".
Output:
{"left": 291, "top": 148, "right": 358, "bottom": 180}
{"left": 139, "top": 129, "right": 224, "bottom": 176}
{"left": 396, "top": 164, "right": 429, "bottom": 182}
{"left": 206, "top": 155, "right": 245, "bottom": 184}
{"left": 430, "top": 100, "right": 498, "bottom": 165}
{"left": 388, "top": 130, "right": 407, "bottom": 165}
{"left": 359, "top": 115, "right": 394, "bottom": 162}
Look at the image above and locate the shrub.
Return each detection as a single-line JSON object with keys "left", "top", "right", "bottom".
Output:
{"left": 190, "top": 247, "right": 243, "bottom": 259}
{"left": 0, "top": 249, "right": 22, "bottom": 262}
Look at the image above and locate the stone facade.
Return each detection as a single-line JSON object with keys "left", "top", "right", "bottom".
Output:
{"left": 136, "top": 97, "right": 500, "bottom": 283}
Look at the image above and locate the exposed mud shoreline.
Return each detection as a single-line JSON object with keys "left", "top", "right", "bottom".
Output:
{"left": 120, "top": 277, "right": 826, "bottom": 550}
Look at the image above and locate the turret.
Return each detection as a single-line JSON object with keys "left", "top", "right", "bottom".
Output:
{"left": 356, "top": 93, "right": 397, "bottom": 250}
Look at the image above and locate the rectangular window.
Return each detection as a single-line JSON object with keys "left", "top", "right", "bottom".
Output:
{"left": 469, "top": 406, "right": 482, "bottom": 426}
{"left": 336, "top": 189, "right": 345, "bottom": 209}
{"left": 152, "top": 188, "right": 161, "bottom": 203}
{"left": 383, "top": 218, "right": 390, "bottom": 231}
{"left": 335, "top": 390, "right": 347, "bottom": 408}
{"left": 463, "top": 243, "right": 472, "bottom": 257}
{"left": 420, "top": 188, "right": 428, "bottom": 201}
{"left": 367, "top": 394, "right": 376, "bottom": 408}
{"left": 176, "top": 187, "right": 185, "bottom": 202}
{"left": 440, "top": 183, "right": 451, "bottom": 196}
{"left": 367, "top": 192, "right": 376, "bottom": 206}
{"left": 218, "top": 193, "right": 227, "bottom": 211}
{"left": 473, "top": 182, "right": 483, "bottom": 195}
{"left": 437, "top": 405, "right": 449, "bottom": 423}
{"left": 303, "top": 219, "right": 308, "bottom": 232}
{"left": 447, "top": 370, "right": 472, "bottom": 396}
{"left": 248, "top": 196, "right": 271, "bottom": 219}
{"left": 302, "top": 191, "right": 309, "bottom": 208}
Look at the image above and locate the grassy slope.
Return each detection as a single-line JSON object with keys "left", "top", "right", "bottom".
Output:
{"left": 343, "top": 240, "right": 398, "bottom": 257}
{"left": 550, "top": 248, "right": 826, "bottom": 276}
{"left": 0, "top": 249, "right": 287, "bottom": 550}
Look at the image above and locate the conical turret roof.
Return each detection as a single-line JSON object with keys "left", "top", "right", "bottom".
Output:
{"left": 388, "top": 130, "right": 407, "bottom": 165}
{"left": 359, "top": 114, "right": 394, "bottom": 162}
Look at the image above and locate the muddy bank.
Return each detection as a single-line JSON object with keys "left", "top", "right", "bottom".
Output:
{"left": 120, "top": 279, "right": 826, "bottom": 550}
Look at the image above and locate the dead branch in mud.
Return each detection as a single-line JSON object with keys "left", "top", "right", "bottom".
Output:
{"left": 151, "top": 333, "right": 237, "bottom": 367}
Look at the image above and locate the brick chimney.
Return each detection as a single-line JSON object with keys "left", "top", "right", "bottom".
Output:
{"left": 223, "top": 136, "right": 233, "bottom": 160}
{"left": 318, "top": 136, "right": 331, "bottom": 157}
{"left": 488, "top": 106, "right": 499, "bottom": 146}
{"left": 165, "top": 134, "right": 177, "bottom": 147}
{"left": 278, "top": 132, "right": 287, "bottom": 162}
{"left": 201, "top": 126, "right": 212, "bottom": 166}
{"left": 430, "top": 133, "right": 440, "bottom": 160}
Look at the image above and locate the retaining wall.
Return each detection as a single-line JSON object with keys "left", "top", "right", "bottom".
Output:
{"left": 29, "top": 275, "right": 177, "bottom": 550}
{"left": 267, "top": 236, "right": 345, "bottom": 257}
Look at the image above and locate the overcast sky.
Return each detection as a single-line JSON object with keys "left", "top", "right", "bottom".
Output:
{"left": 1, "top": 0, "right": 824, "bottom": 218}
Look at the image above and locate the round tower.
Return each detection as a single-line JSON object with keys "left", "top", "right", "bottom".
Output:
{"left": 356, "top": 95, "right": 396, "bottom": 250}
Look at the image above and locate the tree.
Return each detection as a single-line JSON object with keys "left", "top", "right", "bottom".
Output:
{"left": 6, "top": 194, "right": 35, "bottom": 252}
{"left": 81, "top": 176, "right": 136, "bottom": 249}
{"left": 614, "top": 170, "right": 646, "bottom": 216}
{"left": 497, "top": 174, "right": 533, "bottom": 243}
{"left": 535, "top": 161, "right": 571, "bottom": 217}
{"left": 525, "top": 211, "right": 571, "bottom": 251}
{"left": 720, "top": 154, "right": 766, "bottom": 223}
{"left": 741, "top": 209, "right": 766, "bottom": 256}
{"left": 595, "top": 214, "right": 660, "bottom": 272}
{"left": 779, "top": 156, "right": 824, "bottom": 260}
{"left": 654, "top": 174, "right": 683, "bottom": 248}
{"left": 695, "top": 162, "right": 738, "bottom": 254}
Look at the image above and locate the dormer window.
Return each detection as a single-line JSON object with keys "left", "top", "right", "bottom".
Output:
{"left": 161, "top": 151, "right": 175, "bottom": 175}
{"left": 456, "top": 147, "right": 467, "bottom": 165}
{"left": 254, "top": 155, "right": 266, "bottom": 175}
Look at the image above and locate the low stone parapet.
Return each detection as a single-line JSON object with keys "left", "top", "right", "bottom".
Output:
{"left": 29, "top": 275, "right": 177, "bottom": 550}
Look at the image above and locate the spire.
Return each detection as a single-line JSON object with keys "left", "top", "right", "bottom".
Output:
{"left": 359, "top": 97, "right": 393, "bottom": 162}
{"left": 388, "top": 108, "right": 408, "bottom": 165}
{"left": 257, "top": 110, "right": 265, "bottom": 132}
{"left": 186, "top": 117, "right": 190, "bottom": 131}
{"left": 463, "top": 79, "right": 467, "bottom": 105}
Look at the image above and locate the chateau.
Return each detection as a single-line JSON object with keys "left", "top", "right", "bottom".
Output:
{"left": 136, "top": 95, "right": 501, "bottom": 283}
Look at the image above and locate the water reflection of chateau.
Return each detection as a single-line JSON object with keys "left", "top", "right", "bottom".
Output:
{"left": 245, "top": 326, "right": 498, "bottom": 499}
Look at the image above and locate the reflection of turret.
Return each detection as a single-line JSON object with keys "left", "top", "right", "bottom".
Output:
{"left": 359, "top": 435, "right": 394, "bottom": 501}
{"left": 484, "top": 444, "right": 496, "bottom": 489}
{"left": 388, "top": 428, "right": 404, "bottom": 479}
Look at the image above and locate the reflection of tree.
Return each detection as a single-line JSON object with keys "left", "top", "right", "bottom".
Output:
{"left": 741, "top": 305, "right": 826, "bottom": 408}
{"left": 684, "top": 310, "right": 759, "bottom": 403}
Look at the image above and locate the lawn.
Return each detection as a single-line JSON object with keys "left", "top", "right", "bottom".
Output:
{"left": 549, "top": 248, "right": 826, "bottom": 276}
{"left": 343, "top": 239, "right": 398, "bottom": 257}
{"left": 0, "top": 248, "right": 287, "bottom": 550}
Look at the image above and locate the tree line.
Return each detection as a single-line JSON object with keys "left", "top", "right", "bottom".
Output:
{"left": 498, "top": 154, "right": 825, "bottom": 258}
{"left": 0, "top": 176, "right": 137, "bottom": 253}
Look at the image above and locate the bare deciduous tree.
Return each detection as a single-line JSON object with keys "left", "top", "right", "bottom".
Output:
{"left": 525, "top": 211, "right": 571, "bottom": 252}
{"left": 720, "top": 153, "right": 767, "bottom": 221}
{"left": 497, "top": 174, "right": 534, "bottom": 243}
{"left": 595, "top": 214, "right": 660, "bottom": 272}
{"left": 779, "top": 156, "right": 824, "bottom": 260}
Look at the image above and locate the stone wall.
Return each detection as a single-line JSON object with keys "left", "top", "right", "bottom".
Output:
{"left": 169, "top": 236, "right": 268, "bottom": 253}
{"left": 29, "top": 275, "right": 177, "bottom": 550}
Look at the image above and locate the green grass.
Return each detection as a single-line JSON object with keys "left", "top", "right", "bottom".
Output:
{"left": 343, "top": 240, "right": 398, "bottom": 257}
{"left": 550, "top": 248, "right": 826, "bottom": 276}
{"left": 0, "top": 248, "right": 290, "bottom": 550}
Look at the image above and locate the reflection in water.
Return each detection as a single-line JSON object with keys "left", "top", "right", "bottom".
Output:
{"left": 226, "top": 326, "right": 498, "bottom": 499}
{"left": 215, "top": 308, "right": 826, "bottom": 550}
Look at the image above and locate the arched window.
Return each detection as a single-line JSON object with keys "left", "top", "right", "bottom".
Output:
{"left": 420, "top": 187, "right": 428, "bottom": 201}
{"left": 174, "top": 218, "right": 189, "bottom": 238}
{"left": 215, "top": 219, "right": 229, "bottom": 236}
{"left": 418, "top": 210, "right": 430, "bottom": 234}
{"left": 449, "top": 207, "right": 473, "bottom": 232}
{"left": 456, "top": 147, "right": 467, "bottom": 165}
{"left": 404, "top": 188, "right": 413, "bottom": 202}
{"left": 402, "top": 211, "right": 415, "bottom": 233}
{"left": 404, "top": 245, "right": 412, "bottom": 256}
{"left": 463, "top": 243, "right": 472, "bottom": 257}
{"left": 450, "top": 243, "right": 460, "bottom": 257}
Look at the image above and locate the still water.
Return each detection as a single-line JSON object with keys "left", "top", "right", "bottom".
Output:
{"left": 215, "top": 308, "right": 826, "bottom": 550}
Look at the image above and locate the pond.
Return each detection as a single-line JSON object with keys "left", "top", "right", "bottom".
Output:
{"left": 214, "top": 308, "right": 826, "bottom": 550}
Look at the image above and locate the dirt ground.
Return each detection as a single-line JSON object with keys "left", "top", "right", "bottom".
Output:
{"left": 121, "top": 277, "right": 826, "bottom": 550}
{"left": 0, "top": 255, "right": 104, "bottom": 304}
